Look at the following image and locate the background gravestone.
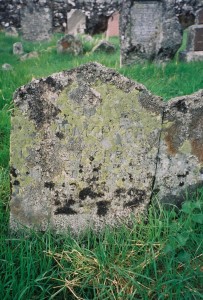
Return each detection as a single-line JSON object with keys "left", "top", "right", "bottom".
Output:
{"left": 21, "top": 1, "right": 52, "bottom": 41}
{"left": 120, "top": 0, "right": 182, "bottom": 64}
{"left": 106, "top": 12, "right": 119, "bottom": 38}
{"left": 66, "top": 9, "right": 86, "bottom": 35}
{"left": 179, "top": 8, "right": 203, "bottom": 61}
{"left": 10, "top": 63, "right": 163, "bottom": 233}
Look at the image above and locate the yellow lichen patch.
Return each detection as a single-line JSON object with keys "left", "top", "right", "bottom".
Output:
{"left": 179, "top": 140, "right": 192, "bottom": 154}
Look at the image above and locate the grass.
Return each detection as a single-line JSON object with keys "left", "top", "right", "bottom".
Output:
{"left": 0, "top": 32, "right": 203, "bottom": 299}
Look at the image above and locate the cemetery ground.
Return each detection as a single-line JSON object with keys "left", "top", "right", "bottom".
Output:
{"left": 0, "top": 32, "right": 203, "bottom": 299}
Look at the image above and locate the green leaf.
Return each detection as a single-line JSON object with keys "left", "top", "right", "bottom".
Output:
{"left": 177, "top": 250, "right": 191, "bottom": 263}
{"left": 191, "top": 214, "right": 203, "bottom": 224}
{"left": 176, "top": 233, "right": 189, "bottom": 247}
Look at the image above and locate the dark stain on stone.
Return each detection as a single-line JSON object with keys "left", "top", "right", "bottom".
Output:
{"left": 62, "top": 183, "right": 65, "bottom": 187}
{"left": 10, "top": 167, "right": 18, "bottom": 178}
{"left": 13, "top": 180, "right": 20, "bottom": 186}
{"left": 115, "top": 188, "right": 126, "bottom": 197}
{"left": 174, "top": 100, "right": 188, "bottom": 113}
{"left": 79, "top": 187, "right": 104, "bottom": 200}
{"left": 26, "top": 171, "right": 30, "bottom": 175}
{"left": 124, "top": 189, "right": 146, "bottom": 209}
{"left": 93, "top": 166, "right": 101, "bottom": 172}
{"left": 79, "top": 169, "right": 83, "bottom": 173}
{"left": 89, "top": 156, "right": 94, "bottom": 162}
{"left": 122, "top": 178, "right": 125, "bottom": 182}
{"left": 177, "top": 171, "right": 189, "bottom": 178}
{"left": 54, "top": 198, "right": 77, "bottom": 215}
{"left": 55, "top": 131, "right": 64, "bottom": 139}
{"left": 44, "top": 181, "right": 55, "bottom": 190}
{"left": 179, "top": 182, "right": 185, "bottom": 186}
{"left": 96, "top": 201, "right": 109, "bottom": 216}
{"left": 200, "top": 168, "right": 203, "bottom": 174}
{"left": 128, "top": 173, "right": 133, "bottom": 182}
{"left": 54, "top": 199, "right": 61, "bottom": 206}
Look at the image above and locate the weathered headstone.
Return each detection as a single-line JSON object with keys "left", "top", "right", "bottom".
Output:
{"left": 66, "top": 9, "right": 86, "bottom": 35}
{"left": 57, "top": 34, "right": 83, "bottom": 55}
{"left": 106, "top": 11, "right": 119, "bottom": 38}
{"left": 179, "top": 8, "right": 203, "bottom": 62}
{"left": 10, "top": 63, "right": 163, "bottom": 232}
{"left": 21, "top": 1, "right": 52, "bottom": 41}
{"left": 155, "top": 90, "right": 203, "bottom": 206}
{"left": 120, "top": 0, "right": 182, "bottom": 64}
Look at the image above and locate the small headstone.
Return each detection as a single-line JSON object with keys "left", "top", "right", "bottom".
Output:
{"left": 57, "top": 34, "right": 83, "bottom": 55}
{"left": 13, "top": 42, "right": 24, "bottom": 55}
{"left": 106, "top": 12, "right": 119, "bottom": 38}
{"left": 5, "top": 26, "right": 18, "bottom": 37}
{"left": 10, "top": 62, "right": 163, "bottom": 232}
{"left": 2, "top": 63, "right": 13, "bottom": 71}
{"left": 21, "top": 3, "right": 52, "bottom": 41}
{"left": 66, "top": 9, "right": 86, "bottom": 35}
{"left": 92, "top": 40, "right": 116, "bottom": 53}
{"left": 179, "top": 8, "right": 203, "bottom": 62}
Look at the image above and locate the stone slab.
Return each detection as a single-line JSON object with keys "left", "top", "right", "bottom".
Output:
{"left": 10, "top": 63, "right": 163, "bottom": 233}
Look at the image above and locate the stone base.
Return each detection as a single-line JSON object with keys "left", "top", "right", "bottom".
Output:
{"left": 179, "top": 50, "right": 203, "bottom": 62}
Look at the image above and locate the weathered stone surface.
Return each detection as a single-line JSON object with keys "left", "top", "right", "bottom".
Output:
{"left": 120, "top": 0, "right": 183, "bottom": 64}
{"left": 21, "top": 1, "right": 52, "bottom": 41}
{"left": 92, "top": 40, "right": 116, "bottom": 53}
{"left": 155, "top": 90, "right": 203, "bottom": 206}
{"left": 10, "top": 62, "right": 163, "bottom": 232}
{"left": 13, "top": 42, "right": 24, "bottom": 55}
{"left": 57, "top": 34, "right": 83, "bottom": 55}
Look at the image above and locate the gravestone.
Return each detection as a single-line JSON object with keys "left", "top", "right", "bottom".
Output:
{"left": 106, "top": 12, "right": 119, "bottom": 38}
{"left": 66, "top": 9, "right": 86, "bottom": 35}
{"left": 179, "top": 8, "right": 203, "bottom": 62}
{"left": 120, "top": 0, "right": 182, "bottom": 64}
{"left": 21, "top": 2, "right": 52, "bottom": 41}
{"left": 10, "top": 63, "right": 163, "bottom": 232}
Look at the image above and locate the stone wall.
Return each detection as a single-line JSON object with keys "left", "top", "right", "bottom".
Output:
{"left": 1, "top": 0, "right": 202, "bottom": 34}
{"left": 0, "top": 0, "right": 121, "bottom": 33}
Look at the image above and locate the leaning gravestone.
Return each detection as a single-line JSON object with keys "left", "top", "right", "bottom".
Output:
{"left": 10, "top": 63, "right": 163, "bottom": 232}
{"left": 179, "top": 8, "right": 203, "bottom": 62}
{"left": 120, "top": 0, "right": 182, "bottom": 64}
{"left": 21, "top": 1, "right": 52, "bottom": 41}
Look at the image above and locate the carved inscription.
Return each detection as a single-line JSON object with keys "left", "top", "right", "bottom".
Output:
{"left": 131, "top": 1, "right": 162, "bottom": 46}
